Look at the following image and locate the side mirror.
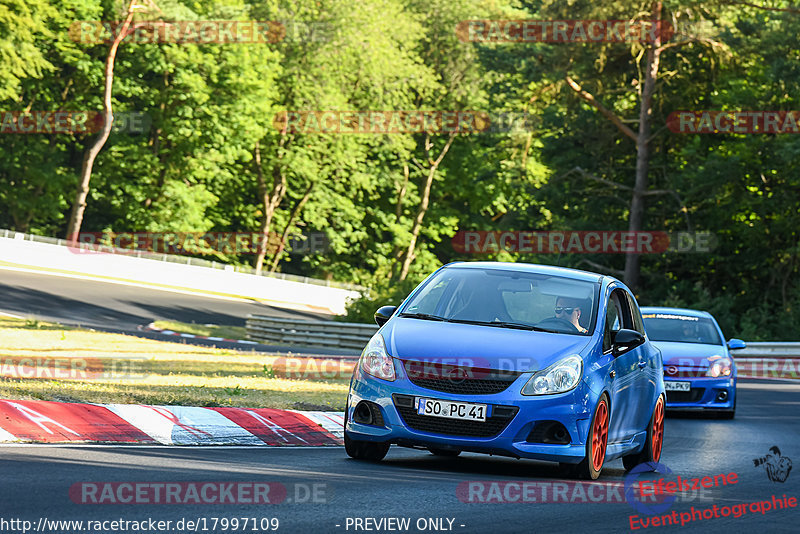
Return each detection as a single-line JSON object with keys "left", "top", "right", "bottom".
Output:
{"left": 727, "top": 338, "right": 746, "bottom": 350}
{"left": 374, "top": 305, "right": 397, "bottom": 327}
{"left": 612, "top": 329, "right": 646, "bottom": 356}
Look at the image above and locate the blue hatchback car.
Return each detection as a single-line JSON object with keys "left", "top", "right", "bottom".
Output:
{"left": 345, "top": 262, "right": 666, "bottom": 479}
{"left": 641, "top": 307, "right": 745, "bottom": 419}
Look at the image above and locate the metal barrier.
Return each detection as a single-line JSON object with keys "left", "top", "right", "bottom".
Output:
{"left": 246, "top": 315, "right": 377, "bottom": 350}
{"left": 734, "top": 342, "right": 800, "bottom": 358}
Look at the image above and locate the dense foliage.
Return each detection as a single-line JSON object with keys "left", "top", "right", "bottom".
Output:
{"left": 0, "top": 0, "right": 798, "bottom": 340}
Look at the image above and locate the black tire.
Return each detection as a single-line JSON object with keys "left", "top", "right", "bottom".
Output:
{"left": 622, "top": 395, "right": 665, "bottom": 471}
{"left": 343, "top": 410, "right": 390, "bottom": 461}
{"left": 573, "top": 394, "right": 610, "bottom": 480}
{"left": 429, "top": 448, "right": 461, "bottom": 457}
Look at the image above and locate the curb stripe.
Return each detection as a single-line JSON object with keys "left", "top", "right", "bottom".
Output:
{"left": 0, "top": 399, "right": 344, "bottom": 446}
{"left": 0, "top": 400, "right": 154, "bottom": 443}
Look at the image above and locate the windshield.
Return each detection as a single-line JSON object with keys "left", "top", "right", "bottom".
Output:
{"left": 642, "top": 313, "right": 723, "bottom": 345}
{"left": 400, "top": 267, "right": 598, "bottom": 335}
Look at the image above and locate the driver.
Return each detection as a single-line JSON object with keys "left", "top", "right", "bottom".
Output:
{"left": 554, "top": 297, "right": 588, "bottom": 333}
{"left": 681, "top": 321, "right": 697, "bottom": 342}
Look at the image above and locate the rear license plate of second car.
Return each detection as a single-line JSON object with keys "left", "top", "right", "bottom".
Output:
{"left": 416, "top": 398, "right": 487, "bottom": 421}
{"left": 664, "top": 381, "right": 691, "bottom": 391}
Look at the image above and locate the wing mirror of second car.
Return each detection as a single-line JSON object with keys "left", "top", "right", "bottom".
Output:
{"left": 727, "top": 338, "right": 747, "bottom": 350}
{"left": 374, "top": 305, "right": 397, "bottom": 327}
{"left": 612, "top": 329, "right": 646, "bottom": 356}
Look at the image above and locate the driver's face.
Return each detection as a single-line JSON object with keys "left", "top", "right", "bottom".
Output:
{"left": 555, "top": 300, "right": 579, "bottom": 321}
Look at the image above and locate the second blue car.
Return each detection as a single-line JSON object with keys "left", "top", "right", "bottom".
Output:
{"left": 345, "top": 262, "right": 665, "bottom": 479}
{"left": 641, "top": 307, "right": 744, "bottom": 419}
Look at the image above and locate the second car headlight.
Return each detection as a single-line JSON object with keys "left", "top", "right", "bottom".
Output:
{"left": 359, "top": 333, "right": 396, "bottom": 381}
{"left": 522, "top": 355, "right": 583, "bottom": 395}
{"left": 706, "top": 356, "right": 732, "bottom": 378}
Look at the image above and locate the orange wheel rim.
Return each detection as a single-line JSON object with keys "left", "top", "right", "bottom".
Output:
{"left": 652, "top": 397, "right": 665, "bottom": 462}
{"left": 591, "top": 399, "right": 609, "bottom": 471}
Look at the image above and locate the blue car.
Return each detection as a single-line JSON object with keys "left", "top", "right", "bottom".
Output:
{"left": 641, "top": 307, "right": 745, "bottom": 419}
{"left": 345, "top": 262, "right": 665, "bottom": 479}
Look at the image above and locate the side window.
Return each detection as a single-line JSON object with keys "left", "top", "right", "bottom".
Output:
{"left": 603, "top": 291, "right": 623, "bottom": 352}
{"left": 626, "top": 293, "right": 646, "bottom": 335}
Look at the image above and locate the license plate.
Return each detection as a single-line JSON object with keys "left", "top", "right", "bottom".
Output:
{"left": 664, "top": 381, "right": 691, "bottom": 391}
{"left": 416, "top": 397, "right": 487, "bottom": 422}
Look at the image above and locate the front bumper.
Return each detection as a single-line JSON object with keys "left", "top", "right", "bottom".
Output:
{"left": 663, "top": 376, "right": 736, "bottom": 411}
{"left": 347, "top": 367, "right": 606, "bottom": 464}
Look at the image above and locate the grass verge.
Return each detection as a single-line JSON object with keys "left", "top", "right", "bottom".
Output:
{"left": 0, "top": 317, "right": 349, "bottom": 410}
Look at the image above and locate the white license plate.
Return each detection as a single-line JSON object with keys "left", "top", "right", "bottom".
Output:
{"left": 416, "top": 397, "right": 487, "bottom": 422}
{"left": 664, "top": 381, "right": 691, "bottom": 391}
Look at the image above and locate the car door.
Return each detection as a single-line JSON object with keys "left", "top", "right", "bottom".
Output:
{"left": 605, "top": 287, "right": 642, "bottom": 443}
{"left": 624, "top": 291, "right": 658, "bottom": 431}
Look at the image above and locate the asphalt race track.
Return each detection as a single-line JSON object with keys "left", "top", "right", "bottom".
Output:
{"left": 1, "top": 380, "right": 797, "bottom": 534}
{"left": 0, "top": 270, "right": 364, "bottom": 356}
{"left": 0, "top": 270, "right": 330, "bottom": 330}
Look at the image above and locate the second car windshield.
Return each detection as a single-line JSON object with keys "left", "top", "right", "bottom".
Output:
{"left": 400, "top": 267, "right": 598, "bottom": 335}
{"left": 642, "top": 313, "right": 723, "bottom": 345}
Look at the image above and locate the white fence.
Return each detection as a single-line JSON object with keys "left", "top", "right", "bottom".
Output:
{"left": 0, "top": 229, "right": 361, "bottom": 315}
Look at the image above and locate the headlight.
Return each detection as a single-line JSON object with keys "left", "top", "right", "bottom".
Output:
{"left": 706, "top": 357, "right": 732, "bottom": 378}
{"left": 359, "top": 333, "right": 395, "bottom": 381}
{"left": 521, "top": 355, "right": 583, "bottom": 395}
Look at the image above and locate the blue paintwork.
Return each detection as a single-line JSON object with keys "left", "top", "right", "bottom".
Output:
{"left": 640, "top": 307, "right": 737, "bottom": 413}
{"left": 346, "top": 262, "right": 665, "bottom": 465}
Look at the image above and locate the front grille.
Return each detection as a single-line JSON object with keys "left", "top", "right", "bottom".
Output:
{"left": 392, "top": 394, "right": 518, "bottom": 438}
{"left": 666, "top": 388, "right": 705, "bottom": 403}
{"left": 403, "top": 360, "right": 522, "bottom": 395}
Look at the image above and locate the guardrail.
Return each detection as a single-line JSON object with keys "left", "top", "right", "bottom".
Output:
{"left": 734, "top": 342, "right": 800, "bottom": 358}
{"left": 246, "top": 315, "right": 377, "bottom": 351}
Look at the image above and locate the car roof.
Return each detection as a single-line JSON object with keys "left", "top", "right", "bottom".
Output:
{"left": 640, "top": 306, "right": 713, "bottom": 318}
{"left": 443, "top": 261, "right": 607, "bottom": 284}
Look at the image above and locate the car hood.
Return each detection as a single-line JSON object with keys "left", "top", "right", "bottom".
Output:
{"left": 381, "top": 318, "right": 592, "bottom": 372}
{"left": 651, "top": 341, "right": 728, "bottom": 370}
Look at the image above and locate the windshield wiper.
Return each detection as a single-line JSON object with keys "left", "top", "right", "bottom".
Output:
{"left": 447, "top": 319, "right": 551, "bottom": 332}
{"left": 398, "top": 312, "right": 448, "bottom": 321}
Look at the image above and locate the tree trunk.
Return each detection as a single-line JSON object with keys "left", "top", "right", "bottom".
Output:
{"left": 624, "top": 2, "right": 663, "bottom": 292}
{"left": 268, "top": 181, "right": 314, "bottom": 273}
{"left": 398, "top": 133, "right": 455, "bottom": 281}
{"left": 254, "top": 136, "right": 287, "bottom": 274}
{"left": 66, "top": 1, "right": 138, "bottom": 242}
